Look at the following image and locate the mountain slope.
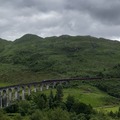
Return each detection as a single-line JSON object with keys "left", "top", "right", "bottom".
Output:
{"left": 0, "top": 34, "right": 120, "bottom": 83}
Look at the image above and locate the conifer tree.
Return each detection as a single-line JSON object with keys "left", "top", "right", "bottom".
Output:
{"left": 49, "top": 90, "right": 54, "bottom": 108}
{"left": 55, "top": 84, "right": 63, "bottom": 103}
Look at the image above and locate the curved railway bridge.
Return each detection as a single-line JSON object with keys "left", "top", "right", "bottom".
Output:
{"left": 0, "top": 77, "right": 101, "bottom": 108}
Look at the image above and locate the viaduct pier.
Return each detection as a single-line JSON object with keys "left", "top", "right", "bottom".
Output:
{"left": 0, "top": 77, "right": 101, "bottom": 108}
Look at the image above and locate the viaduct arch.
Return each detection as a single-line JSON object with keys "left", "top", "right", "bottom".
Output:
{"left": 0, "top": 77, "right": 101, "bottom": 108}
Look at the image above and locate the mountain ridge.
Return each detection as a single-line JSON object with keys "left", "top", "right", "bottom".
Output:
{"left": 0, "top": 34, "right": 120, "bottom": 42}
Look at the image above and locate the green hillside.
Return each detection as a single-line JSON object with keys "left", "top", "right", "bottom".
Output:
{"left": 42, "top": 84, "right": 119, "bottom": 108}
{"left": 0, "top": 34, "right": 120, "bottom": 83}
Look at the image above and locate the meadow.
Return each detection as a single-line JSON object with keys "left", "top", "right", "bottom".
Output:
{"left": 40, "top": 83, "right": 120, "bottom": 112}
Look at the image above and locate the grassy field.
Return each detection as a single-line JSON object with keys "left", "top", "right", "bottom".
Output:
{"left": 0, "top": 82, "right": 11, "bottom": 87}
{"left": 41, "top": 84, "right": 120, "bottom": 111}
{"left": 98, "top": 106, "right": 119, "bottom": 113}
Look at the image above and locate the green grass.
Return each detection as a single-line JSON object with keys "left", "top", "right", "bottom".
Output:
{"left": 0, "top": 83, "right": 11, "bottom": 87}
{"left": 97, "top": 106, "right": 119, "bottom": 113}
{"left": 41, "top": 84, "right": 119, "bottom": 108}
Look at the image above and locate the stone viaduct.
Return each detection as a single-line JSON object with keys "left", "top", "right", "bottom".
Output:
{"left": 0, "top": 77, "right": 101, "bottom": 108}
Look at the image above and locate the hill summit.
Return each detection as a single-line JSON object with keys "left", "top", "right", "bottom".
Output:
{"left": 14, "top": 34, "right": 43, "bottom": 44}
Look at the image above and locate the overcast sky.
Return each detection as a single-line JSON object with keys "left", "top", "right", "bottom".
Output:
{"left": 0, "top": 0, "right": 120, "bottom": 41}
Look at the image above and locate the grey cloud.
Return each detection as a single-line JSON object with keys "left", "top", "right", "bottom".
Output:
{"left": 0, "top": 0, "right": 66, "bottom": 12}
{"left": 0, "top": 0, "right": 120, "bottom": 40}
{"left": 66, "top": 0, "right": 120, "bottom": 25}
